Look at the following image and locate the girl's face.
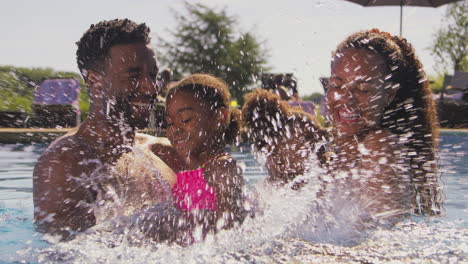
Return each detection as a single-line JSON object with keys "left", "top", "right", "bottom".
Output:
{"left": 326, "top": 48, "right": 396, "bottom": 136}
{"left": 166, "top": 91, "right": 225, "bottom": 160}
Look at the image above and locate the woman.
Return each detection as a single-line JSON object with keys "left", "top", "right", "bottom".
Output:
{"left": 325, "top": 29, "right": 441, "bottom": 216}
{"left": 243, "top": 29, "right": 441, "bottom": 219}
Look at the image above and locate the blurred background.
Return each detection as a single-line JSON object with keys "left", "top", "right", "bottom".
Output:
{"left": 0, "top": 0, "right": 466, "bottom": 131}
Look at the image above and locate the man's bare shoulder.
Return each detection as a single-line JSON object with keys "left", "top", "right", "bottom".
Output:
{"left": 36, "top": 134, "right": 94, "bottom": 168}
{"left": 135, "top": 133, "right": 174, "bottom": 155}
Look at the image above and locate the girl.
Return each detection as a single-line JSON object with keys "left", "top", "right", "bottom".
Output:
{"left": 325, "top": 29, "right": 441, "bottom": 216}
{"left": 242, "top": 89, "right": 327, "bottom": 188}
{"left": 164, "top": 74, "right": 245, "bottom": 232}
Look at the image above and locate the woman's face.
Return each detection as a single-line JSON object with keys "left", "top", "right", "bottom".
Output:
{"left": 326, "top": 48, "right": 395, "bottom": 136}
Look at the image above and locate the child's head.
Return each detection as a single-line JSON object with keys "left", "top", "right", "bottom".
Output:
{"left": 165, "top": 74, "right": 240, "bottom": 159}
{"left": 242, "top": 89, "right": 325, "bottom": 183}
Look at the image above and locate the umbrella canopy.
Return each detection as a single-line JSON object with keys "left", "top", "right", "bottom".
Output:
{"left": 342, "top": 0, "right": 461, "bottom": 35}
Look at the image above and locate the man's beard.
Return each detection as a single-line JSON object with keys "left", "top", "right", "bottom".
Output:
{"left": 106, "top": 95, "right": 155, "bottom": 130}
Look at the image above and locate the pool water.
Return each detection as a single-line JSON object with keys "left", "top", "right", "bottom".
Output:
{"left": 0, "top": 132, "right": 467, "bottom": 263}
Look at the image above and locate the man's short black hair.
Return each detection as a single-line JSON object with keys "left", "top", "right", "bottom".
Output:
{"left": 76, "top": 19, "right": 151, "bottom": 77}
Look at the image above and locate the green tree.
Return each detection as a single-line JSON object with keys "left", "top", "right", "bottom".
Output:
{"left": 301, "top": 92, "right": 323, "bottom": 102}
{"left": 158, "top": 2, "right": 269, "bottom": 103}
{"left": 428, "top": 73, "right": 445, "bottom": 94}
{"left": 430, "top": 2, "right": 467, "bottom": 73}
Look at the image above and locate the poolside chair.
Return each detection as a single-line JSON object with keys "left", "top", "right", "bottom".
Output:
{"left": 31, "top": 79, "right": 81, "bottom": 128}
{"left": 438, "top": 72, "right": 468, "bottom": 128}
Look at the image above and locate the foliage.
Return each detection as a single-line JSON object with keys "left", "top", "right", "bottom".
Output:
{"left": 430, "top": 2, "right": 468, "bottom": 73}
{"left": 158, "top": 2, "right": 269, "bottom": 103}
{"left": 0, "top": 65, "right": 89, "bottom": 114}
{"left": 428, "top": 73, "right": 445, "bottom": 94}
{"left": 314, "top": 105, "right": 327, "bottom": 128}
{"left": 301, "top": 92, "right": 323, "bottom": 102}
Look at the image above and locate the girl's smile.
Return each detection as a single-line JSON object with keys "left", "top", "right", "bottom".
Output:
{"left": 166, "top": 91, "right": 225, "bottom": 166}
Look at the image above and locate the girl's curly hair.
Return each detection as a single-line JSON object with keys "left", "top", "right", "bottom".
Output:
{"left": 242, "top": 89, "right": 326, "bottom": 152}
{"left": 167, "top": 74, "right": 240, "bottom": 145}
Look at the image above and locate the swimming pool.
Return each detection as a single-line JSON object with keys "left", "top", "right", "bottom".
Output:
{"left": 0, "top": 132, "right": 467, "bottom": 263}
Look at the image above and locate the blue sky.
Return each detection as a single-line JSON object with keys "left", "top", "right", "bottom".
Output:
{"left": 0, "top": 0, "right": 450, "bottom": 95}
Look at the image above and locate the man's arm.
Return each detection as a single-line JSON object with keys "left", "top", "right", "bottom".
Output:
{"left": 33, "top": 146, "right": 96, "bottom": 237}
{"left": 149, "top": 136, "right": 183, "bottom": 173}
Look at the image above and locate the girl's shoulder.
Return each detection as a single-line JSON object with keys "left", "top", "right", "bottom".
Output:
{"left": 204, "top": 154, "right": 242, "bottom": 183}
{"left": 206, "top": 154, "right": 237, "bottom": 170}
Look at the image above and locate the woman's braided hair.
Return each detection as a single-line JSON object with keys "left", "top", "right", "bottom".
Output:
{"left": 335, "top": 29, "right": 441, "bottom": 215}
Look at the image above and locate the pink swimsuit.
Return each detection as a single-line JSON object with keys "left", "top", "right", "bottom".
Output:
{"left": 172, "top": 153, "right": 228, "bottom": 212}
{"left": 172, "top": 167, "right": 217, "bottom": 211}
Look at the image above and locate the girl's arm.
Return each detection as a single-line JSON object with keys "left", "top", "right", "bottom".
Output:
{"left": 205, "top": 157, "right": 245, "bottom": 229}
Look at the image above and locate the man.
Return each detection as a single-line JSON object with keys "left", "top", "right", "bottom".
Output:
{"left": 33, "top": 19, "right": 176, "bottom": 238}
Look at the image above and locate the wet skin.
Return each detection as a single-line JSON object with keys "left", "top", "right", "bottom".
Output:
{"left": 165, "top": 91, "right": 227, "bottom": 169}
{"left": 325, "top": 48, "right": 412, "bottom": 217}
{"left": 165, "top": 91, "right": 244, "bottom": 230}
{"left": 33, "top": 42, "right": 176, "bottom": 238}
{"left": 327, "top": 48, "right": 396, "bottom": 138}
{"left": 264, "top": 128, "right": 314, "bottom": 185}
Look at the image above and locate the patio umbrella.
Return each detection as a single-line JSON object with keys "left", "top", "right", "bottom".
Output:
{"left": 341, "top": 0, "right": 462, "bottom": 36}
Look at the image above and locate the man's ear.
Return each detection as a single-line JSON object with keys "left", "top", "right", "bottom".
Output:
{"left": 86, "top": 70, "right": 101, "bottom": 86}
{"left": 86, "top": 70, "right": 104, "bottom": 97}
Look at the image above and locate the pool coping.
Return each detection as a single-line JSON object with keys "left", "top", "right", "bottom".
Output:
{"left": 0, "top": 127, "right": 466, "bottom": 144}
{"left": 0, "top": 128, "right": 166, "bottom": 144}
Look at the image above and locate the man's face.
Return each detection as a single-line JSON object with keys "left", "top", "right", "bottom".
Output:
{"left": 102, "top": 42, "right": 158, "bottom": 129}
